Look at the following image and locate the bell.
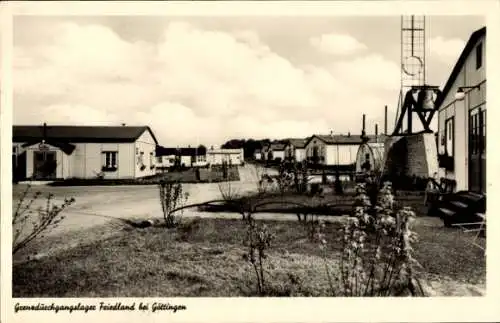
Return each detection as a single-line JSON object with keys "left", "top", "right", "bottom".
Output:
{"left": 419, "top": 88, "right": 437, "bottom": 110}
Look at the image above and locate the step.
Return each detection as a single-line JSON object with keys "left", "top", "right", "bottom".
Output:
{"left": 476, "top": 213, "right": 486, "bottom": 220}
{"left": 439, "top": 208, "right": 456, "bottom": 217}
{"left": 449, "top": 201, "right": 469, "bottom": 209}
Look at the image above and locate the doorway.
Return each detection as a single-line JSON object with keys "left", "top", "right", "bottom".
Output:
{"left": 33, "top": 151, "right": 57, "bottom": 180}
{"left": 468, "top": 106, "right": 486, "bottom": 193}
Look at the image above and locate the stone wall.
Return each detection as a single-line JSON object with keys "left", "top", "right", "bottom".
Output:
{"left": 384, "top": 133, "right": 438, "bottom": 178}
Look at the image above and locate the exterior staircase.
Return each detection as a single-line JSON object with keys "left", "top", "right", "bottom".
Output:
{"left": 433, "top": 191, "right": 486, "bottom": 227}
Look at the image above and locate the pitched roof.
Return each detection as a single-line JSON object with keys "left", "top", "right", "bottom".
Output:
{"left": 306, "top": 134, "right": 386, "bottom": 146}
{"left": 13, "top": 125, "right": 158, "bottom": 144}
{"left": 270, "top": 143, "right": 285, "bottom": 151}
{"left": 284, "top": 138, "right": 308, "bottom": 148}
{"left": 435, "top": 26, "right": 486, "bottom": 108}
{"left": 156, "top": 146, "right": 178, "bottom": 156}
{"left": 21, "top": 140, "right": 76, "bottom": 155}
{"left": 156, "top": 146, "right": 207, "bottom": 157}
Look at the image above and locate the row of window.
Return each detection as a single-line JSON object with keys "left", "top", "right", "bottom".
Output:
{"left": 103, "top": 150, "right": 155, "bottom": 170}
{"left": 442, "top": 105, "right": 486, "bottom": 158}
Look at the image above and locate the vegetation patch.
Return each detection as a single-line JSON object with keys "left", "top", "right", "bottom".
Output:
{"left": 13, "top": 217, "right": 485, "bottom": 297}
{"left": 47, "top": 166, "right": 240, "bottom": 186}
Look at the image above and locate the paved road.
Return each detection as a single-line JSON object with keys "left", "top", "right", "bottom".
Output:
{"left": 12, "top": 164, "right": 281, "bottom": 237}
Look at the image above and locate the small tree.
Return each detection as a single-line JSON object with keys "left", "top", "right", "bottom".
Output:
{"left": 13, "top": 184, "right": 75, "bottom": 254}
{"left": 320, "top": 181, "right": 424, "bottom": 296}
{"left": 243, "top": 217, "right": 275, "bottom": 295}
{"left": 159, "top": 180, "right": 189, "bottom": 228}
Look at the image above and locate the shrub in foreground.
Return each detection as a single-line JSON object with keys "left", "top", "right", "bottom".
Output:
{"left": 13, "top": 184, "right": 75, "bottom": 255}
{"left": 319, "top": 182, "right": 425, "bottom": 296}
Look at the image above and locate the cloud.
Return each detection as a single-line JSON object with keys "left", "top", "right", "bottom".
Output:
{"left": 429, "top": 36, "right": 465, "bottom": 62}
{"left": 310, "top": 33, "right": 367, "bottom": 56}
{"left": 14, "top": 20, "right": 399, "bottom": 146}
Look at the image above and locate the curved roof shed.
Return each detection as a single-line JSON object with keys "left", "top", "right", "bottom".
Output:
{"left": 355, "top": 142, "right": 385, "bottom": 173}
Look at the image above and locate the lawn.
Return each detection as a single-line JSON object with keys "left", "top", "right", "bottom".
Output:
{"left": 12, "top": 216, "right": 485, "bottom": 297}
{"left": 199, "top": 190, "right": 429, "bottom": 219}
{"left": 47, "top": 166, "right": 240, "bottom": 186}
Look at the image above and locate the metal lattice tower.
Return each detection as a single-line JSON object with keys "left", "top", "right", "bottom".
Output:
{"left": 393, "top": 15, "right": 439, "bottom": 135}
{"left": 401, "top": 15, "right": 426, "bottom": 91}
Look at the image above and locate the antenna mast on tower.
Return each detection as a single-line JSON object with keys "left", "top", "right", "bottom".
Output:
{"left": 393, "top": 15, "right": 441, "bottom": 136}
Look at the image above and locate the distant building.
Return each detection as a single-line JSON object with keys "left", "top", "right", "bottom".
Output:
{"left": 254, "top": 149, "right": 262, "bottom": 160}
{"left": 304, "top": 133, "right": 384, "bottom": 168}
{"left": 283, "top": 138, "right": 308, "bottom": 162}
{"left": 156, "top": 146, "right": 207, "bottom": 169}
{"left": 267, "top": 142, "right": 286, "bottom": 161}
{"left": 435, "top": 26, "right": 486, "bottom": 193}
{"left": 207, "top": 147, "right": 244, "bottom": 165}
{"left": 12, "top": 124, "right": 158, "bottom": 181}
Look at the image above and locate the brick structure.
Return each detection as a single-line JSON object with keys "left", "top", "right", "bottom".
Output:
{"left": 384, "top": 133, "right": 438, "bottom": 179}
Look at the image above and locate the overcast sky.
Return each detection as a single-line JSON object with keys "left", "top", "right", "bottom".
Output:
{"left": 13, "top": 15, "right": 485, "bottom": 147}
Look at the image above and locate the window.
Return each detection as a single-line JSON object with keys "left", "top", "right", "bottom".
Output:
{"left": 102, "top": 151, "right": 118, "bottom": 170}
{"left": 476, "top": 42, "right": 483, "bottom": 69}
{"left": 137, "top": 151, "right": 144, "bottom": 165}
{"left": 470, "top": 106, "right": 486, "bottom": 155}
{"left": 156, "top": 156, "right": 162, "bottom": 163}
{"left": 445, "top": 117, "right": 454, "bottom": 156}
{"left": 149, "top": 152, "right": 154, "bottom": 165}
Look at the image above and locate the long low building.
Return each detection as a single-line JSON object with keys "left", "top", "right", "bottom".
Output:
{"left": 206, "top": 147, "right": 244, "bottom": 165}
{"left": 156, "top": 146, "right": 207, "bottom": 169}
{"left": 13, "top": 124, "right": 158, "bottom": 181}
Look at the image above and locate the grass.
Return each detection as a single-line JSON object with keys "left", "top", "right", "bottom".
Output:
{"left": 13, "top": 216, "right": 485, "bottom": 297}
{"left": 200, "top": 190, "right": 429, "bottom": 218}
{"left": 47, "top": 166, "right": 240, "bottom": 186}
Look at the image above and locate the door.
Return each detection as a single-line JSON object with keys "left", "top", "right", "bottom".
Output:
{"left": 33, "top": 151, "right": 57, "bottom": 179}
{"left": 468, "top": 106, "right": 486, "bottom": 193}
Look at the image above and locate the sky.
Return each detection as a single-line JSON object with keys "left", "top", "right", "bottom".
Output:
{"left": 13, "top": 15, "right": 485, "bottom": 147}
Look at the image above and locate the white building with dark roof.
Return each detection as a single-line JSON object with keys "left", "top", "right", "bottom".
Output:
{"left": 435, "top": 26, "right": 486, "bottom": 193}
{"left": 12, "top": 124, "right": 159, "bottom": 181}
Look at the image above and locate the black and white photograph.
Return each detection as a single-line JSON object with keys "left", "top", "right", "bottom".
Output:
{"left": 1, "top": 1, "right": 500, "bottom": 322}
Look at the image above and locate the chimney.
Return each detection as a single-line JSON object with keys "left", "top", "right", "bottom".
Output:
{"left": 348, "top": 132, "right": 351, "bottom": 137}
{"left": 121, "top": 123, "right": 126, "bottom": 126}
{"left": 384, "top": 105, "right": 388, "bottom": 135}
{"left": 42, "top": 122, "right": 48, "bottom": 139}
{"left": 330, "top": 130, "right": 334, "bottom": 137}
{"left": 375, "top": 124, "right": 378, "bottom": 137}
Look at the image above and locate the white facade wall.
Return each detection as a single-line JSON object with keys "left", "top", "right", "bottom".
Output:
{"left": 306, "top": 138, "right": 359, "bottom": 165}
{"left": 295, "top": 148, "right": 306, "bottom": 162}
{"left": 207, "top": 148, "right": 244, "bottom": 165}
{"left": 156, "top": 155, "right": 176, "bottom": 168}
{"left": 180, "top": 155, "right": 192, "bottom": 168}
{"left": 15, "top": 129, "right": 158, "bottom": 180}
{"left": 134, "top": 130, "right": 157, "bottom": 178}
{"left": 437, "top": 33, "right": 486, "bottom": 191}
{"left": 273, "top": 150, "right": 285, "bottom": 160}
{"left": 23, "top": 143, "right": 69, "bottom": 179}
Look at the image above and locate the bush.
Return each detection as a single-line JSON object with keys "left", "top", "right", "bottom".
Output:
{"left": 13, "top": 185, "right": 75, "bottom": 254}
{"left": 243, "top": 218, "right": 275, "bottom": 295}
{"left": 319, "top": 181, "right": 425, "bottom": 296}
{"left": 158, "top": 181, "right": 189, "bottom": 228}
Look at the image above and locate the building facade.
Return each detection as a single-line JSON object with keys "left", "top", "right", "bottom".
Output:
{"left": 284, "top": 138, "right": 307, "bottom": 162}
{"left": 156, "top": 146, "right": 207, "bottom": 169}
{"left": 268, "top": 143, "right": 285, "bottom": 161}
{"left": 305, "top": 134, "right": 379, "bottom": 167}
{"left": 13, "top": 124, "right": 158, "bottom": 181}
{"left": 207, "top": 148, "right": 244, "bottom": 165}
{"left": 436, "top": 27, "right": 486, "bottom": 193}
